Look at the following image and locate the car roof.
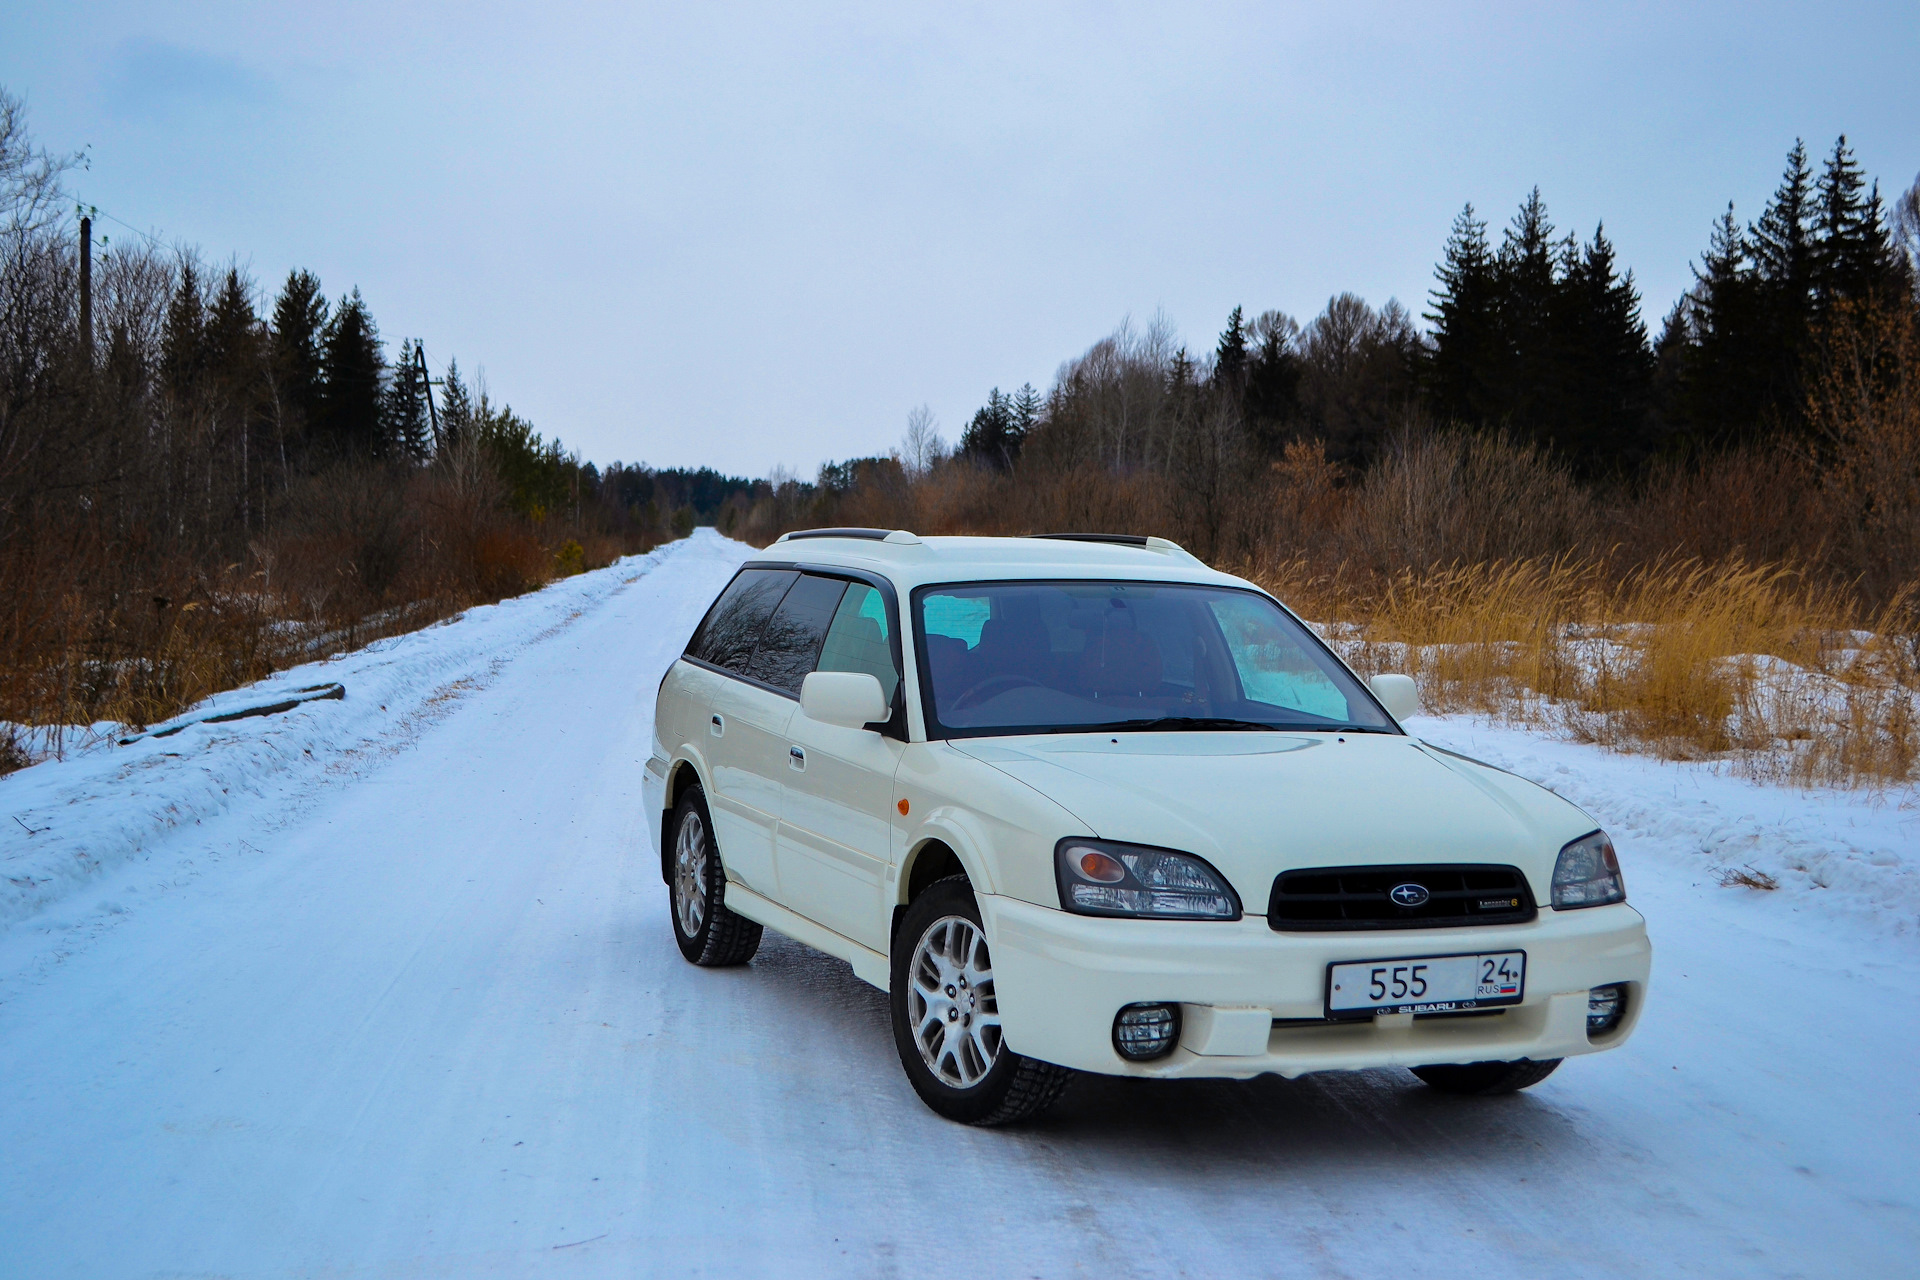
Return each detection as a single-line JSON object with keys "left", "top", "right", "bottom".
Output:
{"left": 745, "top": 530, "right": 1259, "bottom": 595}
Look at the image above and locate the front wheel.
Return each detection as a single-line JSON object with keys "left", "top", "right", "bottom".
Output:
{"left": 668, "top": 785, "right": 762, "bottom": 966}
{"left": 889, "top": 877, "right": 1072, "bottom": 1125}
{"left": 1411, "top": 1058, "right": 1561, "bottom": 1095}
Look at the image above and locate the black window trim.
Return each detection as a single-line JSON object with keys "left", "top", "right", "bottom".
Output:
{"left": 679, "top": 561, "right": 909, "bottom": 740}
{"left": 908, "top": 576, "right": 1403, "bottom": 742}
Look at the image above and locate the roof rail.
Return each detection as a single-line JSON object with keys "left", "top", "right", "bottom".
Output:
{"left": 775, "top": 528, "right": 923, "bottom": 545}
{"left": 777, "top": 528, "right": 890, "bottom": 542}
{"left": 1029, "top": 532, "right": 1194, "bottom": 558}
{"left": 1030, "top": 532, "right": 1150, "bottom": 546}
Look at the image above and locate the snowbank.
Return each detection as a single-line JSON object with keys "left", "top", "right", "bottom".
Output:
{"left": 0, "top": 537, "right": 695, "bottom": 931}
{"left": 1410, "top": 714, "right": 1920, "bottom": 940}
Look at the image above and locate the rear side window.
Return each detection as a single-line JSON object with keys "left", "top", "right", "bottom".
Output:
{"left": 817, "top": 582, "right": 899, "bottom": 705}
{"left": 687, "top": 569, "right": 797, "bottom": 674}
{"left": 744, "top": 573, "right": 848, "bottom": 694}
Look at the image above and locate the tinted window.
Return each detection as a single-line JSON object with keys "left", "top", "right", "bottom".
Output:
{"left": 744, "top": 573, "right": 848, "bottom": 694}
{"left": 914, "top": 579, "right": 1393, "bottom": 736}
{"left": 817, "top": 582, "right": 899, "bottom": 706}
{"left": 687, "top": 569, "right": 797, "bottom": 673}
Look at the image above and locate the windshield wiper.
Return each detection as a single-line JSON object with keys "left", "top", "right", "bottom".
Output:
{"left": 1074, "top": 716, "right": 1401, "bottom": 735}
{"left": 1079, "top": 716, "right": 1284, "bottom": 733}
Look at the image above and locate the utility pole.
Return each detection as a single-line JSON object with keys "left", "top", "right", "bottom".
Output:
{"left": 79, "top": 215, "right": 93, "bottom": 367}
{"left": 413, "top": 343, "right": 444, "bottom": 452}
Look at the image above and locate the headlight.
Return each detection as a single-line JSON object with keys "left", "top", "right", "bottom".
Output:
{"left": 1054, "top": 839, "right": 1241, "bottom": 920}
{"left": 1551, "top": 831, "right": 1625, "bottom": 909}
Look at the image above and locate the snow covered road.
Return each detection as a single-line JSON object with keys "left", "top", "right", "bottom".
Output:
{"left": 1, "top": 531, "right": 1915, "bottom": 1278}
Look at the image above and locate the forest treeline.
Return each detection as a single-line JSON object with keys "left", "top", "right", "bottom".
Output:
{"left": 6, "top": 75, "right": 1919, "bottom": 776}
{"left": 0, "top": 89, "right": 770, "bottom": 752}
{"left": 740, "top": 136, "right": 1920, "bottom": 614}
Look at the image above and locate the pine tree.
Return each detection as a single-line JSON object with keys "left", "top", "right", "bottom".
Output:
{"left": 316, "top": 287, "right": 387, "bottom": 460}
{"left": 1424, "top": 203, "right": 1498, "bottom": 427}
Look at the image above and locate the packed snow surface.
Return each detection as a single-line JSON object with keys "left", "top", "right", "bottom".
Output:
{"left": 1, "top": 529, "right": 1915, "bottom": 1278}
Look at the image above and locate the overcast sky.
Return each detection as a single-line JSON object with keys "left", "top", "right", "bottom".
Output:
{"left": 3, "top": 3, "right": 1915, "bottom": 476}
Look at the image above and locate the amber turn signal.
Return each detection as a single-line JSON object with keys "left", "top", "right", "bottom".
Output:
{"left": 896, "top": 798, "right": 910, "bottom": 815}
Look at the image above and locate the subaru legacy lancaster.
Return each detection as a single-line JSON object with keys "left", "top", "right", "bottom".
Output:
{"left": 643, "top": 530, "right": 1651, "bottom": 1124}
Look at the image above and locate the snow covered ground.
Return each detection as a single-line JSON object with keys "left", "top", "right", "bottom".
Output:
{"left": 1, "top": 530, "right": 1915, "bottom": 1278}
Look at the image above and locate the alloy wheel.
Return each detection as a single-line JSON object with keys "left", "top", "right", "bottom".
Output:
{"left": 673, "top": 809, "right": 708, "bottom": 937}
{"left": 908, "top": 915, "right": 1002, "bottom": 1087}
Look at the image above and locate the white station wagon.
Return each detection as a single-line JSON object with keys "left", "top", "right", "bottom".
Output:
{"left": 644, "top": 530, "right": 1651, "bottom": 1124}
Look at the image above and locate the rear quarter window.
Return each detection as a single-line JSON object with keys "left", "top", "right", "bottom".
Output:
{"left": 743, "top": 573, "right": 848, "bottom": 693}
{"left": 686, "top": 569, "right": 798, "bottom": 674}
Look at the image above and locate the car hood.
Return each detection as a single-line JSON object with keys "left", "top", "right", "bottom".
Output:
{"left": 950, "top": 732, "right": 1596, "bottom": 912}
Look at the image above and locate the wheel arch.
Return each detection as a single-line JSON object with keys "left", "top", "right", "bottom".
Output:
{"left": 892, "top": 830, "right": 989, "bottom": 947}
{"left": 661, "top": 756, "right": 708, "bottom": 885}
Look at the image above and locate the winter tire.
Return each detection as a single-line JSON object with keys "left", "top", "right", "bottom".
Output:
{"left": 669, "top": 784, "right": 762, "bottom": 966}
{"left": 1411, "top": 1058, "right": 1562, "bottom": 1096}
{"left": 890, "top": 876, "right": 1072, "bottom": 1125}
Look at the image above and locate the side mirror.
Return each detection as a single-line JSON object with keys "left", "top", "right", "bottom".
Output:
{"left": 800, "top": 671, "right": 888, "bottom": 730}
{"left": 1369, "top": 673, "right": 1421, "bottom": 721}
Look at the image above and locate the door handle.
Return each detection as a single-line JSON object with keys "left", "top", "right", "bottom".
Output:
{"left": 710, "top": 714, "right": 724, "bottom": 736}
{"left": 788, "top": 745, "right": 806, "bottom": 771}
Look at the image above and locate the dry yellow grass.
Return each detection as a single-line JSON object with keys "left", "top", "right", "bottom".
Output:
{"left": 1247, "top": 556, "right": 1920, "bottom": 789}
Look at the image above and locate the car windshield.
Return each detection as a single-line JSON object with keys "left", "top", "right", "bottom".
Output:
{"left": 914, "top": 579, "right": 1396, "bottom": 737}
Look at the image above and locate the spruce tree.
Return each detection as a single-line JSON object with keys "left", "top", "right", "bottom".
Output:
{"left": 1678, "top": 205, "right": 1767, "bottom": 445}
{"left": 1747, "top": 141, "right": 1817, "bottom": 436}
{"left": 204, "top": 269, "right": 259, "bottom": 376}
{"left": 1813, "top": 136, "right": 1875, "bottom": 309}
{"left": 440, "top": 358, "right": 474, "bottom": 453}
{"left": 1011, "top": 383, "right": 1042, "bottom": 441}
{"left": 1808, "top": 135, "right": 1906, "bottom": 312}
{"left": 1214, "top": 305, "right": 1248, "bottom": 388}
{"left": 960, "top": 388, "right": 1020, "bottom": 471}
{"left": 316, "top": 288, "right": 387, "bottom": 461}
{"left": 1424, "top": 203, "right": 1498, "bottom": 427}
{"left": 1244, "top": 310, "right": 1303, "bottom": 456}
{"left": 383, "top": 339, "right": 432, "bottom": 463}
{"left": 271, "top": 270, "right": 328, "bottom": 462}
{"left": 162, "top": 261, "right": 206, "bottom": 402}
{"left": 1494, "top": 188, "right": 1560, "bottom": 435}
{"left": 1752, "top": 141, "right": 1815, "bottom": 297}
{"left": 1550, "top": 225, "right": 1654, "bottom": 470}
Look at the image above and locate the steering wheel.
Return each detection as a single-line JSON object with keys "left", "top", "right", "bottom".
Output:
{"left": 950, "top": 673, "right": 1044, "bottom": 711}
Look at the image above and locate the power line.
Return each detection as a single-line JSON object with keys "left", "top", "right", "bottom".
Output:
{"left": 68, "top": 197, "right": 175, "bottom": 254}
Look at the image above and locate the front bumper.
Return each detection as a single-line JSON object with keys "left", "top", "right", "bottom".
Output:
{"left": 982, "top": 894, "right": 1651, "bottom": 1078}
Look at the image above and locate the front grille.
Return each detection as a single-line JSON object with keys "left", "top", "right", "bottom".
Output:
{"left": 1267, "top": 863, "right": 1537, "bottom": 931}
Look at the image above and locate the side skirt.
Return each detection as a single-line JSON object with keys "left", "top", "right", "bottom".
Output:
{"left": 723, "top": 880, "right": 891, "bottom": 991}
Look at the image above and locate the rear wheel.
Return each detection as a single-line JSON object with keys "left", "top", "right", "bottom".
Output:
{"left": 889, "top": 877, "right": 1072, "bottom": 1125}
{"left": 1411, "top": 1058, "right": 1561, "bottom": 1096}
{"left": 669, "top": 785, "right": 761, "bottom": 966}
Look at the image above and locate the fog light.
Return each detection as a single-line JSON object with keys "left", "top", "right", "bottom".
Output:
{"left": 1112, "top": 1003, "right": 1181, "bottom": 1061}
{"left": 1587, "top": 984, "right": 1626, "bottom": 1036}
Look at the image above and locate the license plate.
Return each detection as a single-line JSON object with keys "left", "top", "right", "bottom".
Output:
{"left": 1326, "top": 951, "right": 1526, "bottom": 1017}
